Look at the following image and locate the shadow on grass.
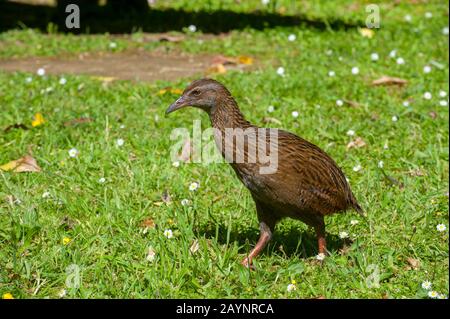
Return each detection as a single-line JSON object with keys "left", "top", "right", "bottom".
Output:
{"left": 0, "top": 0, "right": 360, "bottom": 34}
{"left": 197, "top": 220, "right": 348, "bottom": 259}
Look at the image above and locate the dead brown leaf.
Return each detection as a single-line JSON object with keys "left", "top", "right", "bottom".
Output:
{"left": 64, "top": 117, "right": 93, "bottom": 127}
{"left": 408, "top": 168, "right": 426, "bottom": 177}
{"left": 406, "top": 257, "right": 420, "bottom": 270}
{"left": 189, "top": 239, "right": 200, "bottom": 254}
{"left": 429, "top": 111, "right": 437, "bottom": 119}
{"left": 346, "top": 137, "right": 367, "bottom": 150}
{"left": 343, "top": 99, "right": 361, "bottom": 108}
{"left": 0, "top": 155, "right": 41, "bottom": 173}
{"left": 140, "top": 217, "right": 156, "bottom": 229}
{"left": 161, "top": 190, "right": 172, "bottom": 204}
{"left": 4, "top": 123, "right": 28, "bottom": 133}
{"left": 178, "top": 139, "right": 191, "bottom": 163}
{"left": 372, "top": 76, "right": 408, "bottom": 87}
{"left": 206, "top": 63, "right": 227, "bottom": 75}
{"left": 263, "top": 117, "right": 282, "bottom": 125}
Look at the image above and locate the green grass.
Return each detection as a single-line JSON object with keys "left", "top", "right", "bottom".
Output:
{"left": 0, "top": 0, "right": 448, "bottom": 298}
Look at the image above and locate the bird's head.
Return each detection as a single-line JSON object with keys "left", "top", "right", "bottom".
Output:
{"left": 165, "top": 78, "right": 229, "bottom": 115}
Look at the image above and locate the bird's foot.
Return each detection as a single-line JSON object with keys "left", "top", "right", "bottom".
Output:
{"left": 241, "top": 257, "right": 256, "bottom": 271}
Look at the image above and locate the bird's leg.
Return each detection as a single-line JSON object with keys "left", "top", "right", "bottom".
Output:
{"left": 241, "top": 222, "right": 273, "bottom": 269}
{"left": 314, "top": 221, "right": 327, "bottom": 255}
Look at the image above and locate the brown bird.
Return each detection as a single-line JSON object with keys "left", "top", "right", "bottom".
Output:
{"left": 166, "top": 78, "right": 364, "bottom": 268}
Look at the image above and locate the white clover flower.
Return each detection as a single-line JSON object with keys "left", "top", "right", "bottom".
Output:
{"left": 392, "top": 115, "right": 398, "bottom": 122}
{"left": 267, "top": 105, "right": 275, "bottom": 113}
{"left": 350, "top": 219, "right": 359, "bottom": 226}
{"left": 181, "top": 199, "right": 190, "bottom": 206}
{"left": 440, "top": 100, "right": 448, "bottom": 107}
{"left": 404, "top": 15, "right": 412, "bottom": 22}
{"left": 421, "top": 281, "right": 432, "bottom": 290}
{"left": 403, "top": 101, "right": 410, "bottom": 107}
{"left": 287, "top": 283, "right": 297, "bottom": 292}
{"left": 68, "top": 148, "right": 79, "bottom": 158}
{"left": 423, "top": 65, "right": 432, "bottom": 73}
{"left": 98, "top": 177, "right": 106, "bottom": 184}
{"left": 370, "top": 53, "right": 379, "bottom": 61}
{"left": 346, "top": 129, "right": 355, "bottom": 136}
{"left": 37, "top": 68, "right": 45, "bottom": 76}
{"left": 261, "top": 0, "right": 270, "bottom": 5}
{"left": 396, "top": 57, "right": 405, "bottom": 65}
{"left": 353, "top": 164, "right": 362, "bottom": 172}
{"left": 424, "top": 92, "right": 432, "bottom": 100}
{"left": 109, "top": 42, "right": 117, "bottom": 48}
{"left": 172, "top": 161, "right": 180, "bottom": 168}
{"left": 59, "top": 77, "right": 67, "bottom": 85}
{"left": 164, "top": 229, "right": 173, "bottom": 239}
{"left": 325, "top": 49, "right": 333, "bottom": 56}
{"left": 351, "top": 67, "right": 359, "bottom": 75}
{"left": 146, "top": 246, "right": 156, "bottom": 262}
{"left": 316, "top": 253, "right": 326, "bottom": 261}
{"left": 189, "top": 182, "right": 199, "bottom": 191}
{"left": 339, "top": 231, "right": 349, "bottom": 239}
{"left": 383, "top": 142, "right": 389, "bottom": 150}
{"left": 439, "top": 90, "right": 447, "bottom": 97}
{"left": 291, "top": 111, "right": 299, "bottom": 118}
{"left": 276, "top": 67, "right": 285, "bottom": 76}
{"left": 336, "top": 99, "right": 344, "bottom": 107}
{"left": 42, "top": 191, "right": 51, "bottom": 199}
{"left": 378, "top": 161, "right": 384, "bottom": 168}
{"left": 188, "top": 25, "right": 197, "bottom": 32}
{"left": 424, "top": 12, "right": 433, "bottom": 19}
{"left": 25, "top": 77, "right": 33, "bottom": 83}
{"left": 288, "top": 34, "right": 296, "bottom": 42}
{"left": 443, "top": 27, "right": 449, "bottom": 35}
{"left": 119, "top": 124, "right": 126, "bottom": 129}
{"left": 328, "top": 70, "right": 335, "bottom": 77}
{"left": 389, "top": 50, "right": 397, "bottom": 58}
{"left": 428, "top": 291, "right": 439, "bottom": 298}
{"left": 58, "top": 289, "right": 67, "bottom": 298}
{"left": 436, "top": 224, "right": 447, "bottom": 232}
{"left": 116, "top": 138, "right": 124, "bottom": 147}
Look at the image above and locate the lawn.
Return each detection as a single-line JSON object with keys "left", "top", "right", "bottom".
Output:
{"left": 0, "top": 0, "right": 448, "bottom": 299}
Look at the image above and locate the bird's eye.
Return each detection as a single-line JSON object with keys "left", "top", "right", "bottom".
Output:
{"left": 191, "top": 90, "right": 201, "bottom": 96}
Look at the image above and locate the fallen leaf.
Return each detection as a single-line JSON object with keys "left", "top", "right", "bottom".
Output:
{"left": 346, "top": 137, "right": 367, "bottom": 150}
{"left": 359, "top": 28, "right": 375, "bottom": 38}
{"left": 178, "top": 139, "right": 191, "bottom": 163}
{"left": 4, "top": 123, "right": 28, "bottom": 132}
{"left": 190, "top": 239, "right": 200, "bottom": 254}
{"left": 408, "top": 168, "right": 426, "bottom": 177}
{"left": 140, "top": 217, "right": 156, "bottom": 229}
{"left": 64, "top": 117, "right": 93, "bottom": 127}
{"left": 206, "top": 63, "right": 227, "bottom": 75}
{"left": 153, "top": 201, "right": 164, "bottom": 207}
{"left": 406, "top": 257, "right": 420, "bottom": 270}
{"left": 371, "top": 76, "right": 408, "bottom": 86}
{"left": 238, "top": 55, "right": 253, "bottom": 65}
{"left": 60, "top": 216, "right": 77, "bottom": 230}
{"left": 0, "top": 155, "right": 41, "bottom": 173}
{"left": 31, "top": 113, "right": 45, "bottom": 127}
{"left": 343, "top": 99, "right": 361, "bottom": 108}
{"left": 263, "top": 117, "right": 282, "bottom": 125}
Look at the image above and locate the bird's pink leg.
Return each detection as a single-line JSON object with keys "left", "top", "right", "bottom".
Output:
{"left": 314, "top": 223, "right": 327, "bottom": 255}
{"left": 241, "top": 222, "right": 272, "bottom": 269}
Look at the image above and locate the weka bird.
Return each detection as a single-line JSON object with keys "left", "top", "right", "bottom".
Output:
{"left": 166, "top": 78, "right": 363, "bottom": 268}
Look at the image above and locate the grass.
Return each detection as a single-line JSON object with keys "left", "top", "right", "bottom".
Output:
{"left": 0, "top": 0, "right": 448, "bottom": 298}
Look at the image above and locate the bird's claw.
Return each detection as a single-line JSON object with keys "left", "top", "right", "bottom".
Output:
{"left": 241, "top": 257, "right": 256, "bottom": 270}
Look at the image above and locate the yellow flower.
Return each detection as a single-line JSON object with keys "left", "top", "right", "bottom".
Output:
{"left": 359, "top": 28, "right": 375, "bottom": 38}
{"left": 238, "top": 56, "right": 253, "bottom": 65}
{"left": 31, "top": 112, "right": 45, "bottom": 127}
{"left": 2, "top": 293, "right": 14, "bottom": 299}
{"left": 63, "top": 237, "right": 71, "bottom": 245}
{"left": 291, "top": 279, "right": 297, "bottom": 285}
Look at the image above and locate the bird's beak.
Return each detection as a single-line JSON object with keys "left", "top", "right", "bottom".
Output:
{"left": 166, "top": 95, "right": 189, "bottom": 115}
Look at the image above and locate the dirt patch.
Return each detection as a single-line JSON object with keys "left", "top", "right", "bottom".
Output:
{"left": 0, "top": 49, "right": 250, "bottom": 82}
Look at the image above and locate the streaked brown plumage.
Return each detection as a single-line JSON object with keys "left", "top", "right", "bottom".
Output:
{"left": 166, "top": 78, "right": 363, "bottom": 268}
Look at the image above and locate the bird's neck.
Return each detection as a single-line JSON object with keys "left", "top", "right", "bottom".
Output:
{"left": 209, "top": 96, "right": 251, "bottom": 131}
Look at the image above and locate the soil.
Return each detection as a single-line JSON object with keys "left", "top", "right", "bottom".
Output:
{"left": 0, "top": 49, "right": 241, "bottom": 82}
